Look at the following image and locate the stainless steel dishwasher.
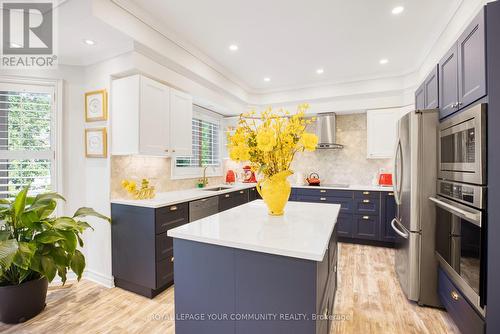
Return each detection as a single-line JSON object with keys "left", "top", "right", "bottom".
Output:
{"left": 189, "top": 196, "right": 219, "bottom": 222}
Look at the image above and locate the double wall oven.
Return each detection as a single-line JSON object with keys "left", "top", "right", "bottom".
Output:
{"left": 431, "top": 103, "right": 487, "bottom": 316}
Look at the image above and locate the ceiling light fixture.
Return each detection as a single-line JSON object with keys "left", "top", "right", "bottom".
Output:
{"left": 263, "top": 77, "right": 271, "bottom": 82}
{"left": 316, "top": 68, "right": 324, "bottom": 74}
{"left": 379, "top": 58, "right": 389, "bottom": 65}
{"left": 83, "top": 39, "right": 96, "bottom": 46}
{"left": 229, "top": 44, "right": 238, "bottom": 51}
{"left": 392, "top": 6, "right": 404, "bottom": 15}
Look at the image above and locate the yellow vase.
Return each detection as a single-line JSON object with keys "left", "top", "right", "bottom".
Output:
{"left": 256, "top": 170, "right": 293, "bottom": 216}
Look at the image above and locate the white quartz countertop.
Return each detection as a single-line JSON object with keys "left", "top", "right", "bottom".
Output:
{"left": 110, "top": 183, "right": 392, "bottom": 208}
{"left": 291, "top": 184, "right": 394, "bottom": 191}
{"left": 110, "top": 183, "right": 257, "bottom": 208}
{"left": 167, "top": 200, "right": 340, "bottom": 262}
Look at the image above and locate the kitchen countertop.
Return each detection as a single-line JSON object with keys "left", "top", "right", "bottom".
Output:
{"left": 292, "top": 184, "right": 394, "bottom": 191}
{"left": 110, "top": 183, "right": 393, "bottom": 208}
{"left": 167, "top": 200, "right": 340, "bottom": 261}
{"left": 110, "top": 183, "right": 257, "bottom": 208}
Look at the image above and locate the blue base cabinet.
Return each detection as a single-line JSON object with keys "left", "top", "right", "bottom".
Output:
{"left": 291, "top": 188, "right": 396, "bottom": 246}
{"left": 438, "top": 268, "right": 485, "bottom": 334}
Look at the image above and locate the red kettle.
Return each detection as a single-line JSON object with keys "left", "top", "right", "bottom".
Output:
{"left": 306, "top": 173, "right": 321, "bottom": 186}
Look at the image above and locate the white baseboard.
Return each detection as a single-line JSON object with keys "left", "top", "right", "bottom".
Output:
{"left": 84, "top": 269, "right": 115, "bottom": 288}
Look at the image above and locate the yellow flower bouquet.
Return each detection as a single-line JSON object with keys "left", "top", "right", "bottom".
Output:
{"left": 228, "top": 103, "right": 318, "bottom": 215}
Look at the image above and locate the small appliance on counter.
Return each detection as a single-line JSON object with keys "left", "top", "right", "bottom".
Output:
{"left": 306, "top": 173, "right": 321, "bottom": 186}
{"left": 225, "top": 169, "right": 236, "bottom": 184}
{"left": 242, "top": 165, "right": 257, "bottom": 183}
{"left": 378, "top": 171, "right": 393, "bottom": 186}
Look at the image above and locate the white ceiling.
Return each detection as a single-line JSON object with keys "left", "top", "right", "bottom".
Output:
{"left": 124, "top": 0, "right": 461, "bottom": 92}
{"left": 56, "top": 0, "right": 133, "bottom": 66}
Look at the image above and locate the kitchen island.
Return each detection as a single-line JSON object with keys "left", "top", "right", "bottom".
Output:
{"left": 168, "top": 200, "right": 341, "bottom": 334}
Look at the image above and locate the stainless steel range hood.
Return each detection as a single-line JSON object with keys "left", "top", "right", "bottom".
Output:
{"left": 315, "top": 113, "right": 343, "bottom": 149}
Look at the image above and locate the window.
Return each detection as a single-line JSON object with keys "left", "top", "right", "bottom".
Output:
{"left": 0, "top": 82, "right": 57, "bottom": 197}
{"left": 173, "top": 105, "right": 222, "bottom": 179}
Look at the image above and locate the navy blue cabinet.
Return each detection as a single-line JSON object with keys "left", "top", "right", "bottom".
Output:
{"left": 457, "top": 9, "right": 486, "bottom": 110}
{"left": 381, "top": 192, "right": 397, "bottom": 242}
{"left": 219, "top": 189, "right": 248, "bottom": 212}
{"left": 336, "top": 213, "right": 353, "bottom": 238}
{"left": 439, "top": 8, "right": 486, "bottom": 120}
{"left": 438, "top": 268, "right": 485, "bottom": 334}
{"left": 424, "top": 65, "right": 439, "bottom": 109}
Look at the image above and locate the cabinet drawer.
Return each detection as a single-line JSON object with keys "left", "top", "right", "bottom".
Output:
{"left": 353, "top": 198, "right": 379, "bottom": 215}
{"left": 353, "top": 214, "right": 380, "bottom": 240}
{"left": 354, "top": 190, "right": 380, "bottom": 200}
{"left": 155, "top": 220, "right": 184, "bottom": 261}
{"left": 156, "top": 251, "right": 174, "bottom": 288}
{"left": 155, "top": 203, "right": 189, "bottom": 234}
{"left": 438, "top": 268, "right": 484, "bottom": 334}
{"left": 298, "top": 187, "right": 352, "bottom": 198}
{"left": 219, "top": 190, "right": 248, "bottom": 212}
{"left": 297, "top": 195, "right": 353, "bottom": 212}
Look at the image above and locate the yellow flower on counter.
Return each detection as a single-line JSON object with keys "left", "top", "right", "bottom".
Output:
{"left": 229, "top": 144, "right": 251, "bottom": 161}
{"left": 301, "top": 132, "right": 319, "bottom": 151}
{"left": 256, "top": 128, "right": 276, "bottom": 152}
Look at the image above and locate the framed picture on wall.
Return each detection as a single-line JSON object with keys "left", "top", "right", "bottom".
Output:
{"left": 85, "top": 128, "right": 108, "bottom": 158}
{"left": 85, "top": 89, "right": 108, "bottom": 122}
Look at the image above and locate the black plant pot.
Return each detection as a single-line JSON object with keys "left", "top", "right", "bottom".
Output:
{"left": 0, "top": 277, "right": 48, "bottom": 324}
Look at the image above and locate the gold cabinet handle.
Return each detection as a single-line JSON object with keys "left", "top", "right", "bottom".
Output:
{"left": 323, "top": 307, "right": 328, "bottom": 318}
{"left": 320, "top": 197, "right": 327, "bottom": 201}
{"left": 389, "top": 192, "right": 394, "bottom": 196}
{"left": 170, "top": 256, "right": 174, "bottom": 263}
{"left": 362, "top": 216, "right": 370, "bottom": 220}
{"left": 164, "top": 149, "right": 169, "bottom": 152}
{"left": 363, "top": 199, "right": 370, "bottom": 203}
{"left": 320, "top": 190, "right": 327, "bottom": 193}
{"left": 172, "top": 149, "right": 176, "bottom": 153}
{"left": 363, "top": 191, "right": 370, "bottom": 195}
{"left": 239, "top": 190, "right": 244, "bottom": 194}
{"left": 170, "top": 206, "right": 178, "bottom": 211}
{"left": 451, "top": 290, "right": 459, "bottom": 301}
{"left": 225, "top": 194, "right": 230, "bottom": 198}
{"left": 334, "top": 265, "right": 337, "bottom": 273}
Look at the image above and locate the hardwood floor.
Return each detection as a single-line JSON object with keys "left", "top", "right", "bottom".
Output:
{"left": 1, "top": 243, "right": 459, "bottom": 334}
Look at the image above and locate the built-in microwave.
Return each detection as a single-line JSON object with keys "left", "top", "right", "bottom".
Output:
{"left": 438, "top": 103, "right": 487, "bottom": 185}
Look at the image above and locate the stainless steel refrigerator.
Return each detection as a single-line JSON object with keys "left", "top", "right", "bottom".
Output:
{"left": 391, "top": 109, "right": 441, "bottom": 307}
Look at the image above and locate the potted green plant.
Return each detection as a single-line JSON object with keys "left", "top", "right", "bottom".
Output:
{"left": 0, "top": 185, "right": 110, "bottom": 324}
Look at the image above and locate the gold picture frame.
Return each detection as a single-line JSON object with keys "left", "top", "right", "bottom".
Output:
{"left": 85, "top": 128, "right": 108, "bottom": 158}
{"left": 85, "top": 89, "right": 108, "bottom": 122}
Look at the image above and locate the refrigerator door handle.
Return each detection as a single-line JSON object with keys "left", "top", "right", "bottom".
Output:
{"left": 393, "top": 140, "right": 403, "bottom": 205}
{"left": 391, "top": 218, "right": 409, "bottom": 239}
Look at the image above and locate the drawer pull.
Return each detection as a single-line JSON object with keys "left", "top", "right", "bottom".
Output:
{"left": 225, "top": 194, "right": 230, "bottom": 198}
{"left": 171, "top": 256, "right": 174, "bottom": 263}
{"left": 451, "top": 290, "right": 459, "bottom": 301}
{"left": 170, "top": 206, "right": 178, "bottom": 211}
{"left": 363, "top": 191, "right": 370, "bottom": 195}
{"left": 363, "top": 199, "right": 370, "bottom": 203}
{"left": 320, "top": 190, "right": 327, "bottom": 193}
{"left": 239, "top": 190, "right": 244, "bottom": 194}
{"left": 334, "top": 265, "right": 337, "bottom": 273}
{"left": 362, "top": 216, "right": 370, "bottom": 220}
{"left": 389, "top": 192, "right": 394, "bottom": 196}
{"left": 323, "top": 307, "right": 328, "bottom": 318}
{"left": 320, "top": 197, "right": 327, "bottom": 201}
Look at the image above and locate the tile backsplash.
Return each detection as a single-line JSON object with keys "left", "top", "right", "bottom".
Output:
{"left": 110, "top": 155, "right": 223, "bottom": 199}
{"left": 290, "top": 113, "right": 392, "bottom": 185}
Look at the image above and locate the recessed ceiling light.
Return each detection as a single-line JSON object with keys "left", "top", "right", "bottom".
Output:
{"left": 263, "top": 77, "right": 271, "bottom": 82}
{"left": 83, "top": 39, "right": 96, "bottom": 46}
{"left": 379, "top": 58, "right": 389, "bottom": 65}
{"left": 10, "top": 42, "right": 21, "bottom": 48}
{"left": 316, "top": 68, "right": 324, "bottom": 74}
{"left": 392, "top": 6, "right": 404, "bottom": 15}
{"left": 228, "top": 44, "right": 239, "bottom": 51}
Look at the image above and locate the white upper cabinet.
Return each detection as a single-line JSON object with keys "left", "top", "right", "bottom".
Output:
{"left": 169, "top": 89, "right": 193, "bottom": 156}
{"left": 111, "top": 75, "right": 193, "bottom": 157}
{"left": 366, "top": 108, "right": 400, "bottom": 159}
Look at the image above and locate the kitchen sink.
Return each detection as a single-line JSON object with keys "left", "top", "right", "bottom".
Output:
{"left": 201, "top": 186, "right": 233, "bottom": 191}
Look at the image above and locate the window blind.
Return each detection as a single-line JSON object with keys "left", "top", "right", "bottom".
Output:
{"left": 176, "top": 109, "right": 221, "bottom": 168}
{"left": 0, "top": 85, "right": 55, "bottom": 197}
